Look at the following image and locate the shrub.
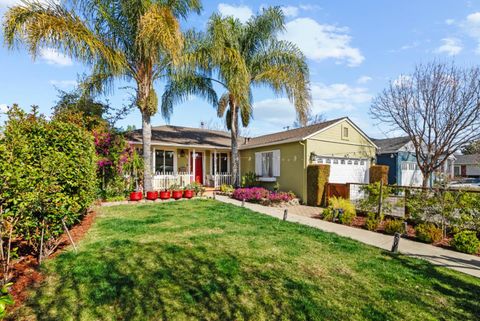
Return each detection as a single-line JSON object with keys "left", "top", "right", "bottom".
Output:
{"left": 307, "top": 164, "right": 330, "bottom": 206}
{"left": 0, "top": 105, "right": 97, "bottom": 261}
{"left": 384, "top": 219, "right": 405, "bottom": 235}
{"left": 241, "top": 171, "right": 257, "bottom": 188}
{"left": 358, "top": 182, "right": 392, "bottom": 216}
{"left": 267, "top": 191, "right": 296, "bottom": 204}
{"left": 328, "top": 197, "right": 356, "bottom": 225}
{"left": 0, "top": 283, "right": 14, "bottom": 319}
{"left": 220, "top": 184, "right": 234, "bottom": 194}
{"left": 232, "top": 187, "right": 269, "bottom": 202}
{"left": 452, "top": 231, "right": 480, "bottom": 254}
{"left": 322, "top": 208, "right": 334, "bottom": 221}
{"left": 415, "top": 223, "right": 443, "bottom": 243}
{"left": 369, "top": 165, "right": 389, "bottom": 185}
{"left": 365, "top": 212, "right": 381, "bottom": 231}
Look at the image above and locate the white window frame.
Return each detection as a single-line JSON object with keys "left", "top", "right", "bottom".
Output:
{"left": 255, "top": 150, "right": 280, "bottom": 182}
{"left": 153, "top": 148, "right": 177, "bottom": 175}
{"left": 211, "top": 152, "right": 230, "bottom": 174}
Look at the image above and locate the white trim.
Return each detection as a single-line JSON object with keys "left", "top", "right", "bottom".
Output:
{"left": 258, "top": 177, "right": 276, "bottom": 182}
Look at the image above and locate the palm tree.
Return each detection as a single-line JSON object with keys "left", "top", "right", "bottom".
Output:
{"left": 3, "top": 0, "right": 212, "bottom": 192}
{"left": 163, "top": 7, "right": 311, "bottom": 186}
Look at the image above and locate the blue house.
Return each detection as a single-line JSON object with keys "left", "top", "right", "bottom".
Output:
{"left": 372, "top": 137, "right": 424, "bottom": 186}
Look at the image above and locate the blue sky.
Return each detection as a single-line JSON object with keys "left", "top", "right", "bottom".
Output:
{"left": 1, "top": 0, "right": 480, "bottom": 137}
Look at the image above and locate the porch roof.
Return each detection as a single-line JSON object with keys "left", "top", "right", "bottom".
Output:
{"left": 127, "top": 125, "right": 234, "bottom": 149}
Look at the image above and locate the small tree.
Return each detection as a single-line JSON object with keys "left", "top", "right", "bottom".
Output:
{"left": 371, "top": 62, "right": 480, "bottom": 187}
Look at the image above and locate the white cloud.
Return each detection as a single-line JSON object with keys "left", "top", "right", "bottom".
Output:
{"left": 40, "top": 48, "right": 73, "bottom": 66}
{"left": 253, "top": 82, "right": 372, "bottom": 127}
{"left": 357, "top": 76, "right": 372, "bottom": 84}
{"left": 464, "top": 12, "right": 480, "bottom": 37}
{"left": 279, "top": 18, "right": 364, "bottom": 66}
{"left": 0, "top": 104, "right": 8, "bottom": 113}
{"left": 281, "top": 6, "right": 299, "bottom": 18}
{"left": 217, "top": 3, "right": 253, "bottom": 23}
{"left": 49, "top": 80, "right": 77, "bottom": 88}
{"left": 435, "top": 37, "right": 463, "bottom": 56}
{"left": 445, "top": 18, "right": 455, "bottom": 25}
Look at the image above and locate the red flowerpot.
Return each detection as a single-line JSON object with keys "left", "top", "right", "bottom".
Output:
{"left": 172, "top": 190, "right": 183, "bottom": 200}
{"left": 183, "top": 190, "right": 194, "bottom": 199}
{"left": 159, "top": 191, "right": 171, "bottom": 200}
{"left": 146, "top": 191, "right": 158, "bottom": 200}
{"left": 129, "top": 192, "right": 143, "bottom": 201}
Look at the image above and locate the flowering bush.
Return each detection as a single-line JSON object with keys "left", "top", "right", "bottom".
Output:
{"left": 232, "top": 188, "right": 296, "bottom": 205}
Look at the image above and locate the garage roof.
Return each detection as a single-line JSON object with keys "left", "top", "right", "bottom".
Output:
{"left": 455, "top": 154, "right": 480, "bottom": 165}
{"left": 371, "top": 136, "right": 411, "bottom": 154}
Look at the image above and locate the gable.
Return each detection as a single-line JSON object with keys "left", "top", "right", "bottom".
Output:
{"left": 306, "top": 118, "right": 375, "bottom": 148}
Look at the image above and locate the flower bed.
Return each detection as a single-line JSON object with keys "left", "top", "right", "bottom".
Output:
{"left": 232, "top": 187, "right": 298, "bottom": 206}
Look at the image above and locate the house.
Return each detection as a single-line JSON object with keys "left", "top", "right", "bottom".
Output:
{"left": 372, "top": 136, "right": 455, "bottom": 187}
{"left": 128, "top": 125, "right": 234, "bottom": 190}
{"left": 128, "top": 117, "right": 378, "bottom": 202}
{"left": 239, "top": 117, "right": 377, "bottom": 201}
{"left": 454, "top": 154, "right": 480, "bottom": 178}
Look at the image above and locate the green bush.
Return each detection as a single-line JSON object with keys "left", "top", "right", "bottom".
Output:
{"left": 369, "top": 165, "right": 389, "bottom": 185}
{"left": 186, "top": 182, "right": 205, "bottom": 196}
{"left": 307, "top": 164, "right": 330, "bottom": 206}
{"left": 358, "top": 182, "right": 392, "bottom": 216}
{"left": 0, "top": 283, "right": 14, "bottom": 319}
{"left": 365, "top": 212, "right": 381, "bottom": 231}
{"left": 0, "top": 106, "right": 97, "bottom": 256}
{"left": 241, "top": 171, "right": 257, "bottom": 188}
{"left": 220, "top": 184, "right": 234, "bottom": 194}
{"left": 328, "top": 197, "right": 356, "bottom": 225}
{"left": 322, "top": 208, "right": 334, "bottom": 221}
{"left": 415, "top": 223, "right": 443, "bottom": 243}
{"left": 384, "top": 219, "right": 405, "bottom": 235}
{"left": 452, "top": 231, "right": 480, "bottom": 254}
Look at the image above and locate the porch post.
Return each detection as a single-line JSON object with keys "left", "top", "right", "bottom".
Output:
{"left": 192, "top": 148, "right": 196, "bottom": 184}
{"left": 214, "top": 150, "right": 217, "bottom": 188}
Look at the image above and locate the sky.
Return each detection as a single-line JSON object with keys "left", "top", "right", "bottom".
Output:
{"left": 2, "top": 0, "right": 480, "bottom": 138}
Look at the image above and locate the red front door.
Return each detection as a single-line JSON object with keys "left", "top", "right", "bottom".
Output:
{"left": 190, "top": 152, "right": 203, "bottom": 184}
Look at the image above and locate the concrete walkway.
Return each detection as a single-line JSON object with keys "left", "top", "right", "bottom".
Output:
{"left": 216, "top": 195, "right": 480, "bottom": 278}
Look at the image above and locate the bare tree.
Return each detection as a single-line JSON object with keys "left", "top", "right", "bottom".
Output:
{"left": 371, "top": 62, "right": 480, "bottom": 187}
{"left": 292, "top": 112, "right": 326, "bottom": 128}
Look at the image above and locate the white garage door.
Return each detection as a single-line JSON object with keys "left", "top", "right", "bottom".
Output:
{"left": 401, "top": 162, "right": 423, "bottom": 186}
{"left": 312, "top": 157, "right": 370, "bottom": 184}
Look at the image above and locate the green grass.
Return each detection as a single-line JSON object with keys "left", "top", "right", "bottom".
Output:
{"left": 13, "top": 200, "right": 480, "bottom": 320}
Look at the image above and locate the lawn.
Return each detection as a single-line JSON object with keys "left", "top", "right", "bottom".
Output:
{"left": 13, "top": 200, "right": 480, "bottom": 320}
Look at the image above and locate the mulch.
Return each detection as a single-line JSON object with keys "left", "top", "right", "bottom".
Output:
{"left": 7, "top": 209, "right": 97, "bottom": 307}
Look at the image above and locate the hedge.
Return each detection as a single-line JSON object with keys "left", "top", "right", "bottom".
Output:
{"left": 307, "top": 164, "right": 330, "bottom": 206}
{"left": 369, "top": 165, "right": 389, "bottom": 185}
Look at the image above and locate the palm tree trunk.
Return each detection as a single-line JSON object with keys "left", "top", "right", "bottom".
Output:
{"left": 142, "top": 112, "right": 153, "bottom": 192}
{"left": 230, "top": 104, "right": 240, "bottom": 187}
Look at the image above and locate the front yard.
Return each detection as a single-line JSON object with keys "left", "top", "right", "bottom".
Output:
{"left": 12, "top": 200, "right": 480, "bottom": 320}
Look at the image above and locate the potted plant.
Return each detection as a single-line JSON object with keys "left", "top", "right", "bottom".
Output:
{"left": 169, "top": 184, "right": 183, "bottom": 200}
{"left": 146, "top": 191, "right": 158, "bottom": 200}
{"left": 130, "top": 190, "right": 143, "bottom": 201}
{"left": 159, "top": 189, "right": 171, "bottom": 200}
{"left": 183, "top": 184, "right": 194, "bottom": 199}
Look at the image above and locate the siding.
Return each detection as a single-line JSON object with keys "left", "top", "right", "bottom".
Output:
{"left": 240, "top": 142, "right": 307, "bottom": 200}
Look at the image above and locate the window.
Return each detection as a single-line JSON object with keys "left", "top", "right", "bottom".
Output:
{"left": 214, "top": 153, "right": 228, "bottom": 173}
{"left": 255, "top": 150, "right": 280, "bottom": 180}
{"left": 155, "top": 150, "right": 174, "bottom": 174}
{"left": 343, "top": 127, "right": 349, "bottom": 137}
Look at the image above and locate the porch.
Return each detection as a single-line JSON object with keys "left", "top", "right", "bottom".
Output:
{"left": 150, "top": 146, "right": 233, "bottom": 190}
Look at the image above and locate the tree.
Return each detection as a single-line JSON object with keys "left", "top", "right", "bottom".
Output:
{"left": 163, "top": 7, "right": 311, "bottom": 186}
{"left": 371, "top": 62, "right": 480, "bottom": 187}
{"left": 4, "top": 0, "right": 203, "bottom": 192}
{"left": 462, "top": 140, "right": 480, "bottom": 155}
{"left": 292, "top": 112, "right": 326, "bottom": 128}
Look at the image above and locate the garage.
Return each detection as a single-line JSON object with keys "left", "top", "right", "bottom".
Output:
{"left": 400, "top": 161, "right": 423, "bottom": 186}
{"left": 312, "top": 156, "right": 370, "bottom": 184}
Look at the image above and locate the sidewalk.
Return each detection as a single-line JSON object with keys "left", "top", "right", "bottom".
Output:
{"left": 216, "top": 195, "right": 480, "bottom": 278}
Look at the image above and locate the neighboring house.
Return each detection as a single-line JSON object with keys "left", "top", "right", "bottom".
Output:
{"left": 372, "top": 136, "right": 455, "bottom": 187}
{"left": 128, "top": 117, "right": 377, "bottom": 202}
{"left": 454, "top": 154, "right": 480, "bottom": 178}
{"left": 239, "top": 117, "right": 377, "bottom": 201}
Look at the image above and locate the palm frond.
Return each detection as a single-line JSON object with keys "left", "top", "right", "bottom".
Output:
{"left": 137, "top": 4, "right": 184, "bottom": 64}
{"left": 217, "top": 92, "right": 230, "bottom": 117}
{"left": 161, "top": 71, "right": 218, "bottom": 121}
{"left": 3, "top": 2, "right": 126, "bottom": 72}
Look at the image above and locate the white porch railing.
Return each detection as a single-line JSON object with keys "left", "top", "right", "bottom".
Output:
{"left": 213, "top": 172, "right": 232, "bottom": 188}
{"left": 152, "top": 172, "right": 194, "bottom": 190}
